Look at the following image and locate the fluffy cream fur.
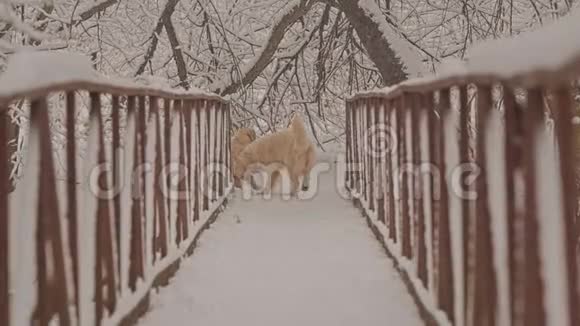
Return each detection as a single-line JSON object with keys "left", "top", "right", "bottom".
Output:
{"left": 234, "top": 113, "right": 316, "bottom": 195}
{"left": 231, "top": 128, "right": 257, "bottom": 187}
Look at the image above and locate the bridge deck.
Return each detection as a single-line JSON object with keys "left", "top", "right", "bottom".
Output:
{"left": 138, "top": 156, "right": 423, "bottom": 326}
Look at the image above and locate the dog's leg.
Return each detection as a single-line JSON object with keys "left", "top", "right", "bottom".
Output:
{"left": 301, "top": 146, "right": 316, "bottom": 191}
{"left": 250, "top": 175, "right": 260, "bottom": 190}
{"left": 270, "top": 170, "right": 280, "bottom": 192}
{"left": 290, "top": 173, "right": 300, "bottom": 197}
{"left": 302, "top": 173, "right": 310, "bottom": 191}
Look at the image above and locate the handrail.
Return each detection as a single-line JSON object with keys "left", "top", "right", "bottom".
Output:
{"left": 346, "top": 8, "right": 580, "bottom": 326}
{"left": 0, "top": 51, "right": 232, "bottom": 326}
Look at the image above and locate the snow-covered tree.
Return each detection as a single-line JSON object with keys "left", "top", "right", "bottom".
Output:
{"left": 0, "top": 0, "right": 575, "bottom": 143}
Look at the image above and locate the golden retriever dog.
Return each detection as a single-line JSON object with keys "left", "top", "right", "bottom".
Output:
{"left": 234, "top": 113, "right": 316, "bottom": 196}
{"left": 231, "top": 127, "right": 257, "bottom": 187}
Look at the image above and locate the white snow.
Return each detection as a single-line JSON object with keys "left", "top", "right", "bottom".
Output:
{"left": 349, "top": 6, "right": 580, "bottom": 99}
{"left": 466, "top": 7, "right": 580, "bottom": 78}
{"left": 0, "top": 51, "right": 223, "bottom": 100}
{"left": 137, "top": 153, "right": 423, "bottom": 326}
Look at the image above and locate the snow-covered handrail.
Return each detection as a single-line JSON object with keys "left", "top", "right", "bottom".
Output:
{"left": 0, "top": 51, "right": 232, "bottom": 326}
{"left": 0, "top": 51, "right": 227, "bottom": 104}
{"left": 346, "top": 9, "right": 580, "bottom": 326}
{"left": 348, "top": 8, "right": 580, "bottom": 101}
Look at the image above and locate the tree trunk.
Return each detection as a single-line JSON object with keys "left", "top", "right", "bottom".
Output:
{"left": 336, "top": 0, "right": 408, "bottom": 86}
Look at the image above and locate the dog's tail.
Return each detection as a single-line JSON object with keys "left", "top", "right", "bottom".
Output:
{"left": 289, "top": 113, "right": 307, "bottom": 135}
{"left": 289, "top": 113, "right": 314, "bottom": 153}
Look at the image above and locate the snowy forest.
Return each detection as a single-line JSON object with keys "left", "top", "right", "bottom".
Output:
{"left": 1, "top": 0, "right": 577, "bottom": 146}
{"left": 3, "top": 2, "right": 580, "bottom": 326}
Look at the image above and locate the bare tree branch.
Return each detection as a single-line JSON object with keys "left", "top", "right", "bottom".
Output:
{"left": 212, "top": 0, "right": 316, "bottom": 96}
{"left": 334, "top": 0, "right": 408, "bottom": 85}
{"left": 163, "top": 17, "right": 189, "bottom": 89}
{"left": 77, "top": 0, "right": 119, "bottom": 23}
{"left": 134, "top": 0, "right": 181, "bottom": 77}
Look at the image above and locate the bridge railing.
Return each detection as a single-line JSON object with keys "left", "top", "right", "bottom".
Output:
{"left": 0, "top": 52, "right": 231, "bottom": 326}
{"left": 346, "top": 11, "right": 580, "bottom": 326}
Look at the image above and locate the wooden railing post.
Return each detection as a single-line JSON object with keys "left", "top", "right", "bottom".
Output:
{"left": 32, "top": 97, "right": 70, "bottom": 326}
{"left": 91, "top": 92, "right": 117, "bottom": 325}
{"left": 386, "top": 99, "right": 397, "bottom": 242}
{"left": 367, "top": 99, "right": 375, "bottom": 211}
{"left": 553, "top": 87, "right": 580, "bottom": 326}
{"left": 470, "top": 85, "right": 496, "bottom": 326}
{"left": 399, "top": 95, "right": 412, "bottom": 260}
{"left": 522, "top": 88, "right": 546, "bottom": 326}
{"left": 128, "top": 95, "right": 145, "bottom": 292}
{"left": 176, "top": 99, "right": 189, "bottom": 245}
{"left": 502, "top": 88, "right": 519, "bottom": 326}
{"left": 346, "top": 101, "right": 350, "bottom": 188}
{"left": 413, "top": 94, "right": 428, "bottom": 289}
{"left": 151, "top": 96, "right": 168, "bottom": 262}
{"left": 111, "top": 95, "right": 123, "bottom": 292}
{"left": 0, "top": 105, "right": 10, "bottom": 326}
{"left": 376, "top": 100, "right": 386, "bottom": 224}
{"left": 435, "top": 89, "right": 454, "bottom": 322}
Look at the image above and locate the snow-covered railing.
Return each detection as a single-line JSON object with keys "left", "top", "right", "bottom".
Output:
{"left": 345, "top": 10, "right": 580, "bottom": 326}
{"left": 0, "top": 52, "right": 232, "bottom": 326}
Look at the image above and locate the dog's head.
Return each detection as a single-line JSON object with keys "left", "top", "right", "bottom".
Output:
{"left": 232, "top": 151, "right": 249, "bottom": 181}
{"left": 234, "top": 127, "right": 257, "bottom": 143}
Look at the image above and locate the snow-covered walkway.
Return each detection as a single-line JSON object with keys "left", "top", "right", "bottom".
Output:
{"left": 138, "top": 154, "right": 423, "bottom": 326}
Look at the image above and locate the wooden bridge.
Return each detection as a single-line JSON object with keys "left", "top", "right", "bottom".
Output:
{"left": 1, "top": 13, "right": 580, "bottom": 326}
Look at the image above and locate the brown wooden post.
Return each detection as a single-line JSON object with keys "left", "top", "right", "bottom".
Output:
{"left": 357, "top": 99, "right": 363, "bottom": 199}
{"left": 92, "top": 92, "right": 117, "bottom": 325}
{"left": 193, "top": 100, "right": 201, "bottom": 222}
{"left": 176, "top": 100, "right": 188, "bottom": 245}
{"left": 0, "top": 104, "right": 10, "bottom": 326}
{"left": 352, "top": 102, "right": 358, "bottom": 194}
{"left": 361, "top": 100, "right": 368, "bottom": 203}
{"left": 345, "top": 101, "right": 352, "bottom": 189}
{"left": 203, "top": 100, "right": 211, "bottom": 211}
{"left": 151, "top": 96, "right": 168, "bottom": 262}
{"left": 552, "top": 88, "right": 580, "bottom": 326}
{"left": 367, "top": 99, "right": 375, "bottom": 211}
{"left": 65, "top": 92, "right": 80, "bottom": 315}
{"left": 212, "top": 104, "right": 220, "bottom": 201}
{"left": 183, "top": 100, "right": 194, "bottom": 209}
{"left": 470, "top": 85, "right": 496, "bottom": 326}
{"left": 357, "top": 100, "right": 364, "bottom": 200}
{"left": 111, "top": 95, "right": 122, "bottom": 291}
{"left": 128, "top": 95, "right": 145, "bottom": 291}
{"left": 386, "top": 100, "right": 397, "bottom": 241}
{"left": 163, "top": 99, "right": 172, "bottom": 241}
{"left": 218, "top": 103, "right": 225, "bottom": 197}
{"left": 32, "top": 98, "right": 70, "bottom": 326}
{"left": 413, "top": 94, "right": 428, "bottom": 288}
{"left": 226, "top": 102, "right": 232, "bottom": 187}
{"left": 351, "top": 103, "right": 360, "bottom": 194}
{"left": 399, "top": 95, "right": 412, "bottom": 259}
{"left": 458, "top": 85, "right": 471, "bottom": 326}
{"left": 376, "top": 99, "right": 386, "bottom": 224}
{"left": 436, "top": 89, "right": 455, "bottom": 322}
{"left": 502, "top": 88, "right": 518, "bottom": 326}
{"left": 522, "top": 88, "right": 545, "bottom": 326}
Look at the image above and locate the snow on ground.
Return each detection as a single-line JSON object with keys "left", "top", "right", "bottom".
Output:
{"left": 137, "top": 152, "right": 422, "bottom": 326}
